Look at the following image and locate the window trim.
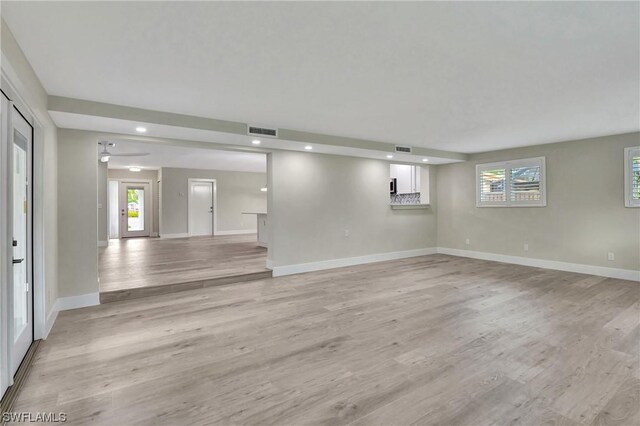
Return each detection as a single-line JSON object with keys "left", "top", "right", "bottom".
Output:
{"left": 624, "top": 146, "right": 640, "bottom": 208}
{"left": 476, "top": 156, "right": 546, "bottom": 208}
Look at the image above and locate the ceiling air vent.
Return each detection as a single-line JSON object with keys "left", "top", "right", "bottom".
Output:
{"left": 395, "top": 145, "right": 412, "bottom": 154}
{"left": 248, "top": 125, "right": 278, "bottom": 138}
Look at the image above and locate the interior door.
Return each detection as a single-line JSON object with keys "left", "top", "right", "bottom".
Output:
{"left": 190, "top": 181, "right": 213, "bottom": 236}
{"left": 10, "top": 106, "right": 33, "bottom": 376}
{"left": 120, "top": 182, "right": 150, "bottom": 238}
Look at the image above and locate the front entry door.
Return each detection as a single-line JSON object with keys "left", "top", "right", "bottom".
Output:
{"left": 120, "top": 182, "right": 150, "bottom": 238}
{"left": 10, "top": 105, "right": 33, "bottom": 376}
{"left": 189, "top": 181, "right": 213, "bottom": 236}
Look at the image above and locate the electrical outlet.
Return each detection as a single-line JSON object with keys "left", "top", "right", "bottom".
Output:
{"left": 344, "top": 229, "right": 350, "bottom": 238}
{"left": 523, "top": 243, "right": 529, "bottom": 252}
{"left": 465, "top": 238, "right": 470, "bottom": 245}
{"left": 607, "top": 252, "right": 615, "bottom": 261}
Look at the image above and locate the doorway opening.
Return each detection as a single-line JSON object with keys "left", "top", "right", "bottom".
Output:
{"left": 98, "top": 140, "right": 270, "bottom": 302}
{"left": 1, "top": 91, "right": 36, "bottom": 401}
{"left": 108, "top": 180, "right": 153, "bottom": 239}
{"left": 188, "top": 179, "right": 216, "bottom": 237}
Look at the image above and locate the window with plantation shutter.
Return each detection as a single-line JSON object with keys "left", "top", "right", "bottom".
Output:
{"left": 479, "top": 168, "right": 506, "bottom": 203}
{"left": 624, "top": 146, "right": 640, "bottom": 207}
{"left": 476, "top": 157, "right": 546, "bottom": 207}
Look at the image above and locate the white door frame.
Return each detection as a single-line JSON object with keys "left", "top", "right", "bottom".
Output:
{"left": 119, "top": 180, "right": 152, "bottom": 238}
{"left": 108, "top": 178, "right": 154, "bottom": 239}
{"left": 9, "top": 103, "right": 33, "bottom": 376}
{"left": 0, "top": 89, "right": 10, "bottom": 398}
{"left": 1, "top": 72, "right": 45, "bottom": 398}
{"left": 188, "top": 178, "right": 217, "bottom": 236}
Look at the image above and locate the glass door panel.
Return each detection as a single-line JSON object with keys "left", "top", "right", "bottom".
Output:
{"left": 120, "top": 182, "right": 150, "bottom": 238}
{"left": 127, "top": 188, "right": 145, "bottom": 231}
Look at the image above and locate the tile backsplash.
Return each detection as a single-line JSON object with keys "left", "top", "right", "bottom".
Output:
{"left": 390, "top": 192, "right": 421, "bottom": 205}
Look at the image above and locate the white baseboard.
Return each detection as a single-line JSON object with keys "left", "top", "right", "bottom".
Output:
{"left": 215, "top": 229, "right": 257, "bottom": 236}
{"left": 437, "top": 247, "right": 640, "bottom": 282}
{"left": 271, "top": 247, "right": 437, "bottom": 277}
{"left": 43, "top": 307, "right": 59, "bottom": 339}
{"left": 55, "top": 292, "right": 101, "bottom": 311}
{"left": 160, "top": 233, "right": 189, "bottom": 239}
{"left": 98, "top": 240, "right": 108, "bottom": 247}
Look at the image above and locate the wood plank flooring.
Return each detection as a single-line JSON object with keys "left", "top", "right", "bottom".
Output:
{"left": 12, "top": 255, "right": 640, "bottom": 425}
{"left": 98, "top": 234, "right": 269, "bottom": 294}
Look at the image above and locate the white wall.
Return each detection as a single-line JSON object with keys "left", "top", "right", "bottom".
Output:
{"left": 268, "top": 151, "right": 437, "bottom": 268}
{"left": 57, "top": 129, "right": 98, "bottom": 298}
{"left": 436, "top": 132, "right": 640, "bottom": 272}
{"left": 97, "top": 161, "right": 108, "bottom": 243}
{"left": 1, "top": 19, "right": 58, "bottom": 323}
{"left": 160, "top": 167, "right": 267, "bottom": 236}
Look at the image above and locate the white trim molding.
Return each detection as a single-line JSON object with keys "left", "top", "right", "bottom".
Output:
{"left": 41, "top": 293, "right": 101, "bottom": 340}
{"left": 159, "top": 233, "right": 190, "bottom": 239}
{"left": 215, "top": 229, "right": 257, "bottom": 236}
{"left": 55, "top": 293, "right": 100, "bottom": 311}
{"left": 271, "top": 247, "right": 438, "bottom": 277}
{"left": 43, "top": 307, "right": 59, "bottom": 339}
{"left": 437, "top": 247, "right": 640, "bottom": 282}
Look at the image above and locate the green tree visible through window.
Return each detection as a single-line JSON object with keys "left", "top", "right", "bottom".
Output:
{"left": 128, "top": 189, "right": 139, "bottom": 204}
{"left": 128, "top": 189, "right": 140, "bottom": 218}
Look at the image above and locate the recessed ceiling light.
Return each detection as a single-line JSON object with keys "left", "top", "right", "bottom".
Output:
{"left": 260, "top": 186, "right": 268, "bottom": 192}
{"left": 422, "top": 158, "right": 429, "bottom": 162}
{"left": 252, "top": 139, "right": 261, "bottom": 145}
{"left": 304, "top": 145, "right": 313, "bottom": 150}
{"left": 135, "top": 126, "right": 147, "bottom": 133}
{"left": 129, "top": 167, "right": 141, "bottom": 172}
{"left": 386, "top": 155, "right": 393, "bottom": 159}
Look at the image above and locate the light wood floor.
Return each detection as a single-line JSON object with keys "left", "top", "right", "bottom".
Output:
{"left": 98, "top": 234, "right": 269, "bottom": 293}
{"left": 14, "top": 255, "right": 639, "bottom": 425}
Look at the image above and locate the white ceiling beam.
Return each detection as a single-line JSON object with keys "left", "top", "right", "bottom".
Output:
{"left": 48, "top": 96, "right": 468, "bottom": 163}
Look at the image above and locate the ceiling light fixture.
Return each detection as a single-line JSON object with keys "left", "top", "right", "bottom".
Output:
{"left": 135, "top": 126, "right": 147, "bottom": 133}
{"left": 386, "top": 155, "right": 394, "bottom": 159}
{"left": 260, "top": 186, "right": 268, "bottom": 192}
{"left": 100, "top": 156, "right": 110, "bottom": 163}
{"left": 129, "top": 167, "right": 141, "bottom": 172}
{"left": 422, "top": 158, "right": 429, "bottom": 162}
{"left": 252, "top": 139, "right": 261, "bottom": 145}
{"left": 304, "top": 145, "right": 313, "bottom": 150}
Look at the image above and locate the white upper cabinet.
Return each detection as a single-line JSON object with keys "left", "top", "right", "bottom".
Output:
{"left": 390, "top": 164, "right": 420, "bottom": 194}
